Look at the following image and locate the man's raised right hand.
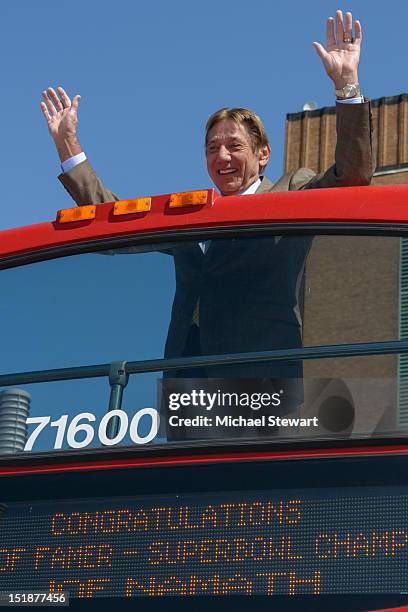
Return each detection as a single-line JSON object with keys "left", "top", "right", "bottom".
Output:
{"left": 40, "top": 87, "right": 83, "bottom": 163}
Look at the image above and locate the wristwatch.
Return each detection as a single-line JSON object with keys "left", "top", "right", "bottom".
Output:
{"left": 335, "top": 83, "right": 361, "bottom": 99}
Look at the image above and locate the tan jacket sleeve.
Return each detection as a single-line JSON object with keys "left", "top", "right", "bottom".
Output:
{"left": 289, "top": 100, "right": 375, "bottom": 191}
{"left": 58, "top": 160, "right": 120, "bottom": 205}
{"left": 58, "top": 100, "right": 375, "bottom": 204}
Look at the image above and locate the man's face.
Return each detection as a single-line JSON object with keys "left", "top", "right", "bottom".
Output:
{"left": 206, "top": 119, "right": 270, "bottom": 195}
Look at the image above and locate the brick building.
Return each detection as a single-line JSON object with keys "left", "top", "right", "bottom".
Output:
{"left": 285, "top": 94, "right": 408, "bottom": 434}
{"left": 285, "top": 93, "right": 408, "bottom": 183}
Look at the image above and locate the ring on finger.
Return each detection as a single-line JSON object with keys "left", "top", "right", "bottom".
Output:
{"left": 343, "top": 35, "right": 353, "bottom": 43}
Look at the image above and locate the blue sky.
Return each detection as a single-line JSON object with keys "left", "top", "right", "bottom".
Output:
{"left": 1, "top": 0, "right": 405, "bottom": 231}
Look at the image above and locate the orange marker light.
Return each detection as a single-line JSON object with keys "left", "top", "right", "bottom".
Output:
{"left": 169, "top": 190, "right": 209, "bottom": 208}
{"left": 113, "top": 197, "right": 151, "bottom": 216}
{"left": 57, "top": 205, "right": 96, "bottom": 223}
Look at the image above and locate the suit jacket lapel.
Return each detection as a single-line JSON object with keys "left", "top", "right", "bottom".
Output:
{"left": 255, "top": 175, "right": 275, "bottom": 194}
{"left": 257, "top": 174, "right": 294, "bottom": 193}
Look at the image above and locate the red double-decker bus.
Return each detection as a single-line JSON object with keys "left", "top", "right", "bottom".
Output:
{"left": 0, "top": 184, "right": 408, "bottom": 611}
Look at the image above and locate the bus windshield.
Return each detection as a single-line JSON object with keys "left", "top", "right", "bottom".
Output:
{"left": 0, "top": 229, "right": 406, "bottom": 452}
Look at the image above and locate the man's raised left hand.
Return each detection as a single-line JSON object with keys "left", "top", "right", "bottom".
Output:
{"left": 313, "top": 10, "right": 362, "bottom": 90}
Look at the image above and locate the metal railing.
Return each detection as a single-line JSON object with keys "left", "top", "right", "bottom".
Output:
{"left": 1, "top": 339, "right": 408, "bottom": 388}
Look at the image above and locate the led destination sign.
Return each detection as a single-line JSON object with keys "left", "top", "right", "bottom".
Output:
{"left": 0, "top": 489, "right": 407, "bottom": 599}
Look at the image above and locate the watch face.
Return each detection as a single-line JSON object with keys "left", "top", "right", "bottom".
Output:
{"left": 345, "top": 85, "right": 356, "bottom": 96}
{"left": 337, "top": 84, "right": 360, "bottom": 99}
